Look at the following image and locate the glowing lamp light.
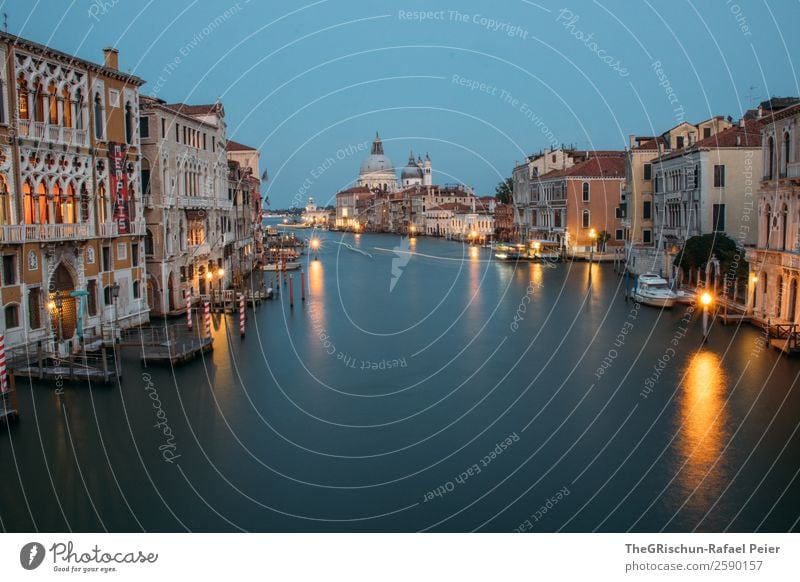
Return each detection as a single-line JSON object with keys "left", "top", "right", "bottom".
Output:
{"left": 217, "top": 268, "right": 225, "bottom": 278}
{"left": 700, "top": 292, "right": 713, "bottom": 306}
{"left": 750, "top": 274, "right": 759, "bottom": 284}
{"left": 310, "top": 238, "right": 320, "bottom": 250}
{"left": 206, "top": 272, "right": 213, "bottom": 281}
{"left": 532, "top": 241, "right": 541, "bottom": 251}
{"left": 589, "top": 228, "right": 597, "bottom": 240}
{"left": 48, "top": 300, "right": 57, "bottom": 311}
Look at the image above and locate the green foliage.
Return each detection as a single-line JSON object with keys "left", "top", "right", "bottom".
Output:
{"left": 597, "top": 230, "right": 611, "bottom": 251}
{"left": 673, "top": 233, "right": 749, "bottom": 281}
{"left": 495, "top": 177, "right": 513, "bottom": 204}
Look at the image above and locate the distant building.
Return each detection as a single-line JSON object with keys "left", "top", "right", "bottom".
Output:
{"left": 302, "top": 197, "right": 331, "bottom": 226}
{"left": 529, "top": 152, "right": 627, "bottom": 253}
{"left": 512, "top": 148, "right": 578, "bottom": 240}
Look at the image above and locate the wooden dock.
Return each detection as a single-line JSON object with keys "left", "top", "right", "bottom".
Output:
{"left": 120, "top": 325, "right": 213, "bottom": 365}
{"left": 140, "top": 337, "right": 213, "bottom": 364}
{"left": 7, "top": 345, "right": 119, "bottom": 384}
{"left": 766, "top": 323, "right": 800, "bottom": 355}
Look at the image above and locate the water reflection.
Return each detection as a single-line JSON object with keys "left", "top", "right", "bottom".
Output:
{"left": 675, "top": 350, "right": 730, "bottom": 517}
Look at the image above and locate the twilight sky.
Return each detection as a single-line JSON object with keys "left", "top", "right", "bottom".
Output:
{"left": 16, "top": 0, "right": 800, "bottom": 208}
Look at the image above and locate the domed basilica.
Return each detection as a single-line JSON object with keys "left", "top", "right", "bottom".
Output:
{"left": 356, "top": 133, "right": 432, "bottom": 192}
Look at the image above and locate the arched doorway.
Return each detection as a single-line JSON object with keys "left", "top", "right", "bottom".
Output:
{"left": 789, "top": 279, "right": 798, "bottom": 323}
{"left": 167, "top": 272, "right": 176, "bottom": 312}
{"left": 146, "top": 274, "right": 160, "bottom": 314}
{"left": 50, "top": 263, "right": 77, "bottom": 340}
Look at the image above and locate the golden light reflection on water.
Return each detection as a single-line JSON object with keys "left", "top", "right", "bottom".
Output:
{"left": 675, "top": 350, "right": 730, "bottom": 514}
{"left": 308, "top": 260, "right": 324, "bottom": 297}
{"left": 528, "top": 262, "right": 545, "bottom": 289}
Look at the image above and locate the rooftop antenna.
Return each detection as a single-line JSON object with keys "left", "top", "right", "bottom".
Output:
{"left": 3, "top": 13, "right": 8, "bottom": 33}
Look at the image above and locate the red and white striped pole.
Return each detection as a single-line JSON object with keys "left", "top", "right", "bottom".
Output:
{"left": 204, "top": 299, "right": 211, "bottom": 339}
{"left": 0, "top": 333, "right": 8, "bottom": 394}
{"left": 186, "top": 292, "right": 193, "bottom": 330}
{"left": 238, "top": 293, "right": 246, "bottom": 337}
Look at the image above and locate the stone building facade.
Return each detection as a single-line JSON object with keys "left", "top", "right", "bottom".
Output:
{"left": 0, "top": 33, "right": 148, "bottom": 350}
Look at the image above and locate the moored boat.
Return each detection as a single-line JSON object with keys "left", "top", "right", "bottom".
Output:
{"left": 633, "top": 274, "right": 679, "bottom": 308}
{"left": 262, "top": 262, "right": 301, "bottom": 272}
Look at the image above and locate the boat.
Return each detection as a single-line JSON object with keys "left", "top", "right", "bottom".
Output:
{"left": 262, "top": 262, "right": 301, "bottom": 272}
{"left": 528, "top": 239, "right": 562, "bottom": 263}
{"left": 632, "top": 274, "right": 679, "bottom": 308}
{"left": 494, "top": 243, "right": 530, "bottom": 261}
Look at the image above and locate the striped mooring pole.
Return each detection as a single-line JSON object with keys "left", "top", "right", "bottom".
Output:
{"left": 238, "top": 293, "right": 246, "bottom": 337}
{"left": 0, "top": 333, "right": 8, "bottom": 394}
{"left": 204, "top": 300, "right": 211, "bottom": 339}
{"left": 186, "top": 292, "right": 193, "bottom": 330}
{"left": 289, "top": 274, "right": 294, "bottom": 309}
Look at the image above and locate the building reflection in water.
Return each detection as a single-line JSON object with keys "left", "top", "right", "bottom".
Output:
{"left": 674, "top": 350, "right": 730, "bottom": 519}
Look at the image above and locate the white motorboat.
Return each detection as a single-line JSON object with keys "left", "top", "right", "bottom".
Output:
{"left": 262, "top": 262, "right": 301, "bottom": 272}
{"left": 633, "top": 274, "right": 678, "bottom": 308}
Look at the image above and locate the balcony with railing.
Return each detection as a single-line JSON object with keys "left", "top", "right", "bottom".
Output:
{"left": 178, "top": 195, "right": 215, "bottom": 209}
{"left": 17, "top": 119, "right": 90, "bottom": 148}
{"left": 0, "top": 222, "right": 92, "bottom": 242}
{"left": 97, "top": 218, "right": 147, "bottom": 238}
{"left": 188, "top": 242, "right": 212, "bottom": 256}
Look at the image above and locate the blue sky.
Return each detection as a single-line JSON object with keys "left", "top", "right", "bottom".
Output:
{"left": 16, "top": 0, "right": 800, "bottom": 208}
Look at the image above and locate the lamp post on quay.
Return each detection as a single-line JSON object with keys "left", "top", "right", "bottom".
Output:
{"left": 700, "top": 291, "right": 714, "bottom": 343}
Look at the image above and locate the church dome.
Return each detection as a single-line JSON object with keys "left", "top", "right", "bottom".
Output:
{"left": 401, "top": 152, "right": 423, "bottom": 180}
{"left": 359, "top": 133, "right": 395, "bottom": 175}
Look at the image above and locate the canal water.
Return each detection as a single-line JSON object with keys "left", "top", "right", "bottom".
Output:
{"left": 2, "top": 227, "right": 799, "bottom": 532}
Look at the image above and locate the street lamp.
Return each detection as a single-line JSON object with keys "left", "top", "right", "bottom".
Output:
{"left": 532, "top": 240, "right": 541, "bottom": 259}
{"left": 217, "top": 268, "right": 225, "bottom": 295}
{"left": 410, "top": 224, "right": 417, "bottom": 237}
{"left": 54, "top": 290, "right": 64, "bottom": 341}
{"left": 588, "top": 228, "right": 597, "bottom": 284}
{"left": 750, "top": 273, "right": 759, "bottom": 313}
{"left": 700, "top": 291, "right": 714, "bottom": 342}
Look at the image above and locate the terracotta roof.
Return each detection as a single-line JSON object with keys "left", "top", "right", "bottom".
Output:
{"left": 226, "top": 139, "right": 257, "bottom": 152}
{"left": 537, "top": 153, "right": 626, "bottom": 180}
{"left": 632, "top": 136, "right": 668, "bottom": 151}
{"left": 692, "top": 119, "right": 763, "bottom": 148}
{"left": 336, "top": 186, "right": 372, "bottom": 197}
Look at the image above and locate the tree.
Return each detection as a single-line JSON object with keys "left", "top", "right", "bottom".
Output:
{"left": 495, "top": 177, "right": 513, "bottom": 204}
{"left": 597, "top": 230, "right": 611, "bottom": 252}
{"left": 673, "top": 233, "right": 749, "bottom": 289}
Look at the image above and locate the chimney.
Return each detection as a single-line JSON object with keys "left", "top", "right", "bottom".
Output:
{"left": 629, "top": 134, "right": 635, "bottom": 149}
{"left": 103, "top": 47, "right": 119, "bottom": 70}
{"left": 739, "top": 118, "right": 745, "bottom": 128}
